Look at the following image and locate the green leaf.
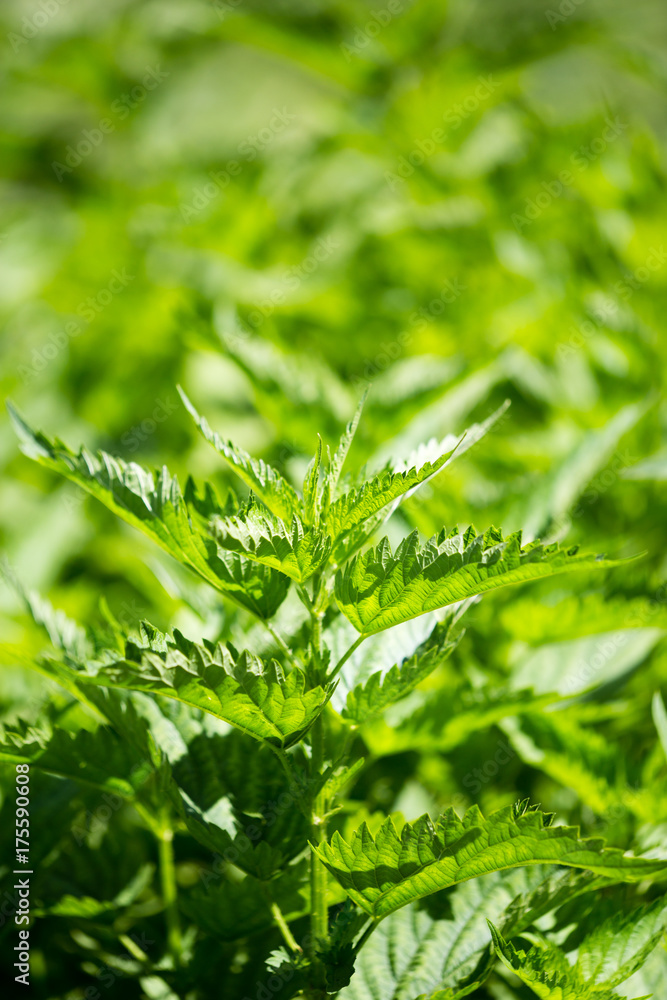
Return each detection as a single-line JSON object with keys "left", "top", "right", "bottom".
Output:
{"left": 313, "top": 801, "right": 667, "bottom": 919}
{"left": 327, "top": 388, "right": 368, "bottom": 496}
{"left": 342, "top": 617, "right": 461, "bottom": 726}
{"left": 171, "top": 729, "right": 311, "bottom": 878}
{"left": 508, "top": 399, "right": 650, "bottom": 541}
{"left": 210, "top": 502, "right": 331, "bottom": 583}
{"left": 489, "top": 904, "right": 664, "bottom": 1000}
{"left": 48, "top": 623, "right": 334, "bottom": 749}
{"left": 329, "top": 402, "right": 509, "bottom": 564}
{"left": 488, "top": 924, "right": 624, "bottom": 999}
{"left": 338, "top": 867, "right": 549, "bottom": 1000}
{"left": 37, "top": 865, "right": 154, "bottom": 919}
{"left": 0, "top": 719, "right": 154, "bottom": 797}
{"left": 621, "top": 446, "right": 667, "bottom": 481}
{"left": 652, "top": 691, "right": 667, "bottom": 763}
{"left": 576, "top": 896, "right": 667, "bottom": 988}
{"left": 500, "top": 713, "right": 643, "bottom": 820}
{"left": 8, "top": 404, "right": 289, "bottom": 619}
{"left": 181, "top": 860, "right": 310, "bottom": 941}
{"left": 336, "top": 525, "right": 625, "bottom": 635}
{"left": 510, "top": 629, "right": 664, "bottom": 697}
{"left": 178, "top": 386, "right": 300, "bottom": 520}
{"left": 365, "top": 685, "right": 558, "bottom": 757}
{"left": 302, "top": 434, "right": 324, "bottom": 525}
{"left": 1, "top": 557, "right": 90, "bottom": 659}
{"left": 497, "top": 592, "right": 667, "bottom": 646}
{"left": 326, "top": 445, "right": 461, "bottom": 546}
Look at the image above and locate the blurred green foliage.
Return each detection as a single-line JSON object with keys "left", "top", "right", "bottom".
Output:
{"left": 1, "top": 0, "right": 667, "bottom": 997}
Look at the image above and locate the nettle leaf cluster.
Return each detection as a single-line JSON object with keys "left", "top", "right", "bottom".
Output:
{"left": 4, "top": 394, "right": 667, "bottom": 1000}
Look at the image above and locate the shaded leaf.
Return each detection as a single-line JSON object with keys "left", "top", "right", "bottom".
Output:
{"left": 338, "top": 867, "right": 549, "bottom": 1000}
{"left": 0, "top": 719, "right": 154, "bottom": 798}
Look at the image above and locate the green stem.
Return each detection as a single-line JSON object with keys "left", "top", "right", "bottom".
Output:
{"left": 308, "top": 606, "right": 329, "bottom": 997}
{"left": 312, "top": 613, "right": 323, "bottom": 662}
{"left": 261, "top": 885, "right": 302, "bottom": 954}
{"left": 265, "top": 622, "right": 303, "bottom": 670}
{"left": 329, "top": 634, "right": 366, "bottom": 681}
{"left": 120, "top": 933, "right": 150, "bottom": 963}
{"left": 309, "top": 710, "right": 328, "bottom": 995}
{"left": 270, "top": 745, "right": 310, "bottom": 818}
{"left": 353, "top": 916, "right": 379, "bottom": 955}
{"left": 157, "top": 825, "right": 182, "bottom": 967}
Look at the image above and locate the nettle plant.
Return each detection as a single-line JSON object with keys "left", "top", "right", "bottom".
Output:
{"left": 5, "top": 392, "right": 667, "bottom": 1000}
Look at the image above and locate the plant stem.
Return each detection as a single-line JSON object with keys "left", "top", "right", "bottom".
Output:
{"left": 309, "top": 710, "right": 328, "bottom": 995}
{"left": 120, "top": 933, "right": 150, "bottom": 963}
{"left": 311, "top": 613, "right": 323, "bottom": 664}
{"left": 270, "top": 745, "right": 310, "bottom": 818}
{"left": 308, "top": 606, "right": 329, "bottom": 997}
{"left": 353, "top": 917, "right": 379, "bottom": 956}
{"left": 261, "top": 886, "right": 302, "bottom": 954}
{"left": 157, "top": 824, "right": 182, "bottom": 968}
{"left": 329, "top": 634, "right": 366, "bottom": 681}
{"left": 265, "top": 622, "right": 303, "bottom": 670}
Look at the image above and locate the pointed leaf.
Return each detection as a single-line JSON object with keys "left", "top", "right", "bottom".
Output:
{"left": 488, "top": 924, "right": 624, "bottom": 999}
{"left": 171, "top": 729, "right": 310, "bottom": 878}
{"left": 336, "top": 526, "right": 627, "bottom": 635}
{"left": 8, "top": 404, "right": 290, "bottom": 618}
{"left": 326, "top": 445, "right": 460, "bottom": 545}
{"left": 302, "top": 435, "right": 323, "bottom": 525}
{"left": 330, "top": 403, "right": 509, "bottom": 564}
{"left": 338, "top": 867, "right": 550, "bottom": 1000}
{"left": 489, "top": 918, "right": 658, "bottom": 1000}
{"left": 210, "top": 503, "right": 331, "bottom": 583}
{"left": 47, "top": 623, "right": 334, "bottom": 749}
{"left": 342, "top": 618, "right": 461, "bottom": 726}
{"left": 328, "top": 389, "right": 368, "bottom": 496}
{"left": 576, "top": 896, "right": 667, "bottom": 988}
{"left": 313, "top": 801, "right": 667, "bottom": 919}
{"left": 500, "top": 713, "right": 639, "bottom": 819}
{"left": 0, "top": 720, "right": 154, "bottom": 797}
{"left": 181, "top": 859, "right": 310, "bottom": 941}
{"left": 652, "top": 691, "right": 667, "bottom": 763}
{"left": 178, "top": 387, "right": 300, "bottom": 519}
